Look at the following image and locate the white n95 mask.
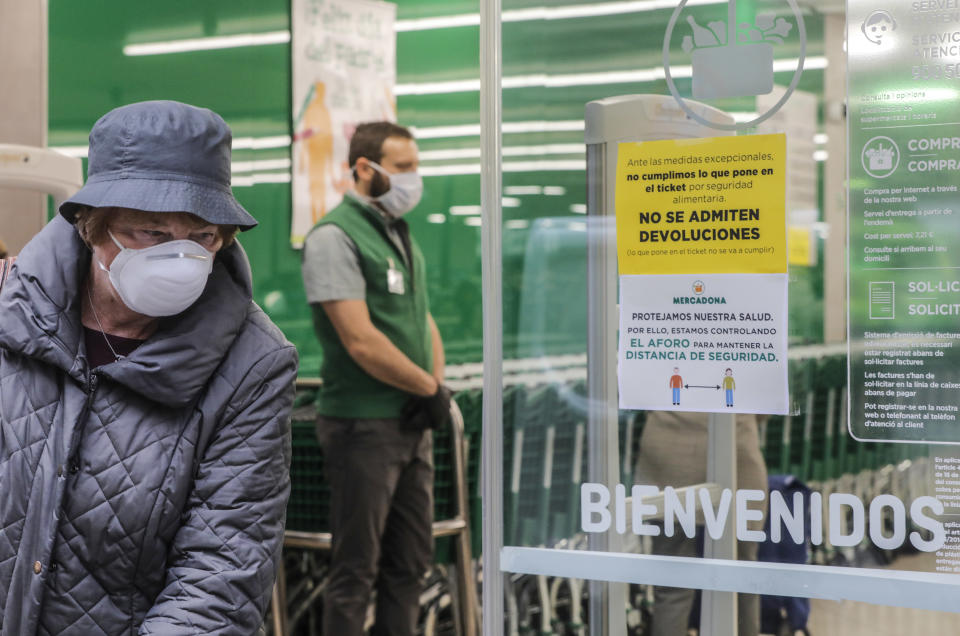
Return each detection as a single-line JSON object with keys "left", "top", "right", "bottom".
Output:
{"left": 369, "top": 161, "right": 423, "bottom": 218}
{"left": 98, "top": 231, "right": 214, "bottom": 317}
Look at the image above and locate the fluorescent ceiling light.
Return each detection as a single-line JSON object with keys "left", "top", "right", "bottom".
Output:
{"left": 813, "top": 133, "right": 829, "bottom": 145}
{"left": 412, "top": 120, "right": 584, "bottom": 139}
{"left": 506, "top": 220, "right": 531, "bottom": 230}
{"left": 507, "top": 144, "right": 584, "bottom": 156}
{"left": 450, "top": 205, "right": 482, "bottom": 215}
{"left": 52, "top": 146, "right": 89, "bottom": 158}
{"left": 541, "top": 0, "right": 726, "bottom": 18}
{"left": 423, "top": 165, "right": 482, "bottom": 176}
{"left": 256, "top": 172, "right": 292, "bottom": 183}
{"left": 123, "top": 31, "right": 290, "bottom": 56}
{"left": 505, "top": 186, "right": 543, "bottom": 195}
{"left": 395, "top": 0, "right": 727, "bottom": 32}
{"left": 506, "top": 160, "right": 587, "bottom": 172}
{"left": 464, "top": 217, "right": 483, "bottom": 227}
{"left": 426, "top": 213, "right": 446, "bottom": 223}
{"left": 504, "top": 121, "right": 585, "bottom": 134}
{"left": 396, "top": 14, "right": 481, "bottom": 31}
{"left": 523, "top": 69, "right": 666, "bottom": 88}
{"left": 813, "top": 150, "right": 828, "bottom": 162}
{"left": 412, "top": 124, "right": 482, "bottom": 139}
{"left": 396, "top": 57, "right": 825, "bottom": 95}
{"left": 544, "top": 186, "right": 567, "bottom": 196}
{"left": 234, "top": 135, "right": 292, "bottom": 150}
{"left": 570, "top": 203, "right": 587, "bottom": 214}
{"left": 419, "top": 148, "right": 481, "bottom": 161}
{"left": 123, "top": 0, "right": 760, "bottom": 57}
{"left": 421, "top": 159, "right": 587, "bottom": 177}
{"left": 53, "top": 134, "right": 292, "bottom": 158}
{"left": 232, "top": 158, "right": 291, "bottom": 173}
{"left": 449, "top": 200, "right": 519, "bottom": 214}
{"left": 396, "top": 79, "right": 481, "bottom": 95}
{"left": 232, "top": 171, "right": 292, "bottom": 187}
{"left": 419, "top": 143, "right": 585, "bottom": 162}
{"left": 774, "top": 57, "right": 827, "bottom": 71}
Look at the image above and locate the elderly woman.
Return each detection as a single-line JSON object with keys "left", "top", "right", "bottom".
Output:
{"left": 0, "top": 101, "right": 298, "bottom": 634}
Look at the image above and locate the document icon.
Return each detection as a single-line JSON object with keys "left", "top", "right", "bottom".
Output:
{"left": 869, "top": 282, "right": 895, "bottom": 319}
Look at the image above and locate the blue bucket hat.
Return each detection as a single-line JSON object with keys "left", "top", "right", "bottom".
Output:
{"left": 59, "top": 100, "right": 258, "bottom": 230}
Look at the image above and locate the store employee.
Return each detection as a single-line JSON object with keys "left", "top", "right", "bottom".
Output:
{"left": 301, "top": 121, "right": 451, "bottom": 636}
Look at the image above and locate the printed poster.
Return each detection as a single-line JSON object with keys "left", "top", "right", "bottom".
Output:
{"left": 847, "top": 3, "right": 960, "bottom": 444}
{"left": 615, "top": 134, "right": 789, "bottom": 414}
{"left": 290, "top": 0, "right": 396, "bottom": 247}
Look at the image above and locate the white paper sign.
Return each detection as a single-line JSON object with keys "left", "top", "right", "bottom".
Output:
{"left": 290, "top": 0, "right": 396, "bottom": 247}
{"left": 618, "top": 273, "right": 789, "bottom": 414}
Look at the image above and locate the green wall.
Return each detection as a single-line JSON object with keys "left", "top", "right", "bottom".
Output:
{"left": 49, "top": 0, "right": 826, "bottom": 374}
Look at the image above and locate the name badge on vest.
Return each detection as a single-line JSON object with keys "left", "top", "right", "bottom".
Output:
{"left": 387, "top": 257, "right": 405, "bottom": 295}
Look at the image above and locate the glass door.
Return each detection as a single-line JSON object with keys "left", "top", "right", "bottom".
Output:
{"left": 480, "top": 1, "right": 960, "bottom": 634}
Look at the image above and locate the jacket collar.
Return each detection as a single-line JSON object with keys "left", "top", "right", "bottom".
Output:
{"left": 344, "top": 191, "right": 394, "bottom": 227}
{"left": 342, "top": 192, "right": 412, "bottom": 266}
{"left": 0, "top": 216, "right": 253, "bottom": 407}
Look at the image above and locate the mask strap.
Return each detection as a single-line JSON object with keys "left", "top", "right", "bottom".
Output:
{"left": 107, "top": 230, "right": 126, "bottom": 251}
{"left": 364, "top": 161, "right": 393, "bottom": 204}
{"left": 95, "top": 231, "right": 127, "bottom": 274}
{"left": 367, "top": 161, "right": 394, "bottom": 191}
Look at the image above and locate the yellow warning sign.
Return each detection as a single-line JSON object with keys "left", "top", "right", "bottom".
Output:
{"left": 788, "top": 225, "right": 815, "bottom": 267}
{"left": 615, "top": 134, "right": 787, "bottom": 275}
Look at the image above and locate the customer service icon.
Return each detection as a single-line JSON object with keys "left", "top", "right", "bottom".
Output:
{"left": 861, "top": 136, "right": 900, "bottom": 179}
{"left": 861, "top": 10, "right": 896, "bottom": 46}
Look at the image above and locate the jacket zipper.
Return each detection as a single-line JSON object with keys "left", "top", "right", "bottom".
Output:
{"left": 67, "top": 372, "right": 99, "bottom": 476}
{"left": 46, "top": 373, "right": 99, "bottom": 596}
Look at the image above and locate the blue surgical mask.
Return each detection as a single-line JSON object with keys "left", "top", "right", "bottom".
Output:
{"left": 368, "top": 161, "right": 423, "bottom": 218}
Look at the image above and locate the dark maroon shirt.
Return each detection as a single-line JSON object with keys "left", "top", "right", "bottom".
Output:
{"left": 83, "top": 327, "right": 144, "bottom": 368}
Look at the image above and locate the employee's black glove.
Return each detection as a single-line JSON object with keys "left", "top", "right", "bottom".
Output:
{"left": 402, "top": 384, "right": 453, "bottom": 431}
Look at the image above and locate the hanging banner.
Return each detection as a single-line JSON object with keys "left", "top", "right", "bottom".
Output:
{"left": 847, "top": 4, "right": 960, "bottom": 444}
{"left": 290, "top": 0, "right": 396, "bottom": 247}
{"left": 615, "top": 134, "right": 789, "bottom": 414}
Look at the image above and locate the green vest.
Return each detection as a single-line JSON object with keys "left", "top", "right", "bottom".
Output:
{"left": 308, "top": 196, "right": 433, "bottom": 418}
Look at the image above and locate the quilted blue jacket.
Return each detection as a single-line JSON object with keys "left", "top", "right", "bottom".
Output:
{"left": 0, "top": 217, "right": 297, "bottom": 634}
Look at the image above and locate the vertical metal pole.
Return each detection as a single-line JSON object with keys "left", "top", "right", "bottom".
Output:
{"left": 586, "top": 142, "right": 627, "bottom": 636}
{"left": 270, "top": 560, "right": 288, "bottom": 636}
{"left": 823, "top": 13, "right": 848, "bottom": 343}
{"left": 479, "top": 0, "right": 503, "bottom": 634}
{"left": 701, "top": 413, "right": 738, "bottom": 636}
{"left": 451, "top": 404, "right": 479, "bottom": 636}
{"left": 586, "top": 142, "right": 610, "bottom": 636}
